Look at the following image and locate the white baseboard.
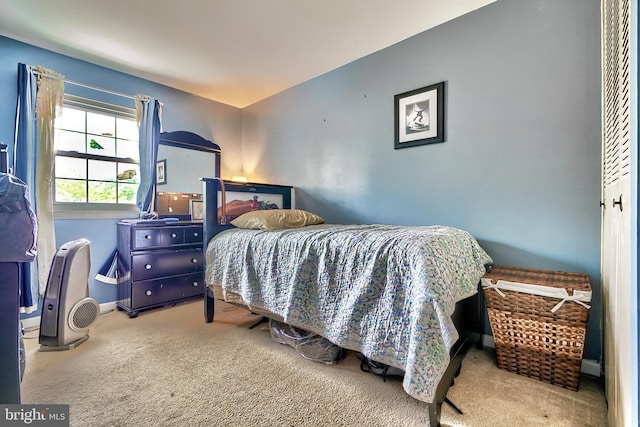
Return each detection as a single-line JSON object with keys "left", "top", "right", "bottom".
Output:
{"left": 482, "top": 333, "right": 496, "bottom": 349}
{"left": 21, "top": 301, "right": 118, "bottom": 332}
{"left": 480, "top": 334, "right": 601, "bottom": 377}
{"left": 99, "top": 301, "right": 118, "bottom": 314}
{"left": 580, "top": 359, "right": 601, "bottom": 377}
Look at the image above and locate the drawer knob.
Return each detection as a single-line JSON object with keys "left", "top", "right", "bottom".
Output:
{"left": 193, "top": 232, "right": 199, "bottom": 237}
{"left": 145, "top": 264, "right": 152, "bottom": 270}
{"left": 191, "top": 258, "right": 198, "bottom": 264}
{"left": 171, "top": 233, "right": 177, "bottom": 238}
{"left": 145, "top": 290, "right": 152, "bottom": 296}
{"left": 145, "top": 234, "right": 152, "bottom": 240}
{"left": 192, "top": 281, "right": 199, "bottom": 287}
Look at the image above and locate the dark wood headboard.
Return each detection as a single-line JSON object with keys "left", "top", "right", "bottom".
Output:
{"left": 200, "top": 178, "right": 293, "bottom": 249}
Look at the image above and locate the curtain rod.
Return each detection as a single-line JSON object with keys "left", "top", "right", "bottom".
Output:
{"left": 32, "top": 69, "right": 138, "bottom": 101}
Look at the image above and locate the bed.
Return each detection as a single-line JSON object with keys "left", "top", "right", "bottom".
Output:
{"left": 201, "top": 178, "right": 492, "bottom": 426}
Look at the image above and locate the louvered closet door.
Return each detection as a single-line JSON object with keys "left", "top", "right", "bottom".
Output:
{"left": 601, "top": 1, "right": 635, "bottom": 426}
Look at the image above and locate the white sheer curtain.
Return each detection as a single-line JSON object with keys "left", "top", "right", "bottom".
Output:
{"left": 34, "top": 66, "right": 64, "bottom": 294}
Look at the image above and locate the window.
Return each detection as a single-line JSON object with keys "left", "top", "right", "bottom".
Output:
{"left": 53, "top": 95, "right": 139, "bottom": 209}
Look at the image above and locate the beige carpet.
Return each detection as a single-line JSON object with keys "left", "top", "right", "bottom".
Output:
{"left": 21, "top": 299, "right": 607, "bottom": 427}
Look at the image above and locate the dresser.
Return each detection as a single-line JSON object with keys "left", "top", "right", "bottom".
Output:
{"left": 116, "top": 220, "right": 204, "bottom": 318}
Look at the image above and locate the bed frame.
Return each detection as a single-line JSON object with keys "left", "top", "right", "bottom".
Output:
{"left": 201, "top": 178, "right": 293, "bottom": 323}
{"left": 200, "top": 177, "right": 483, "bottom": 427}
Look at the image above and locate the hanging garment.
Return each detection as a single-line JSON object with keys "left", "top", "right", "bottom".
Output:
{"left": 0, "top": 173, "right": 37, "bottom": 262}
{"left": 95, "top": 248, "right": 119, "bottom": 285}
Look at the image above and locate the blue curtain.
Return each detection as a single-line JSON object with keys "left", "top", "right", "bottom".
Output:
{"left": 95, "top": 97, "right": 160, "bottom": 284}
{"left": 136, "top": 97, "right": 161, "bottom": 215}
{"left": 14, "top": 63, "right": 38, "bottom": 313}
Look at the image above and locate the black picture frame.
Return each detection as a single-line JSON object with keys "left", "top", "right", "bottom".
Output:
{"left": 394, "top": 81, "right": 445, "bottom": 149}
{"left": 156, "top": 159, "right": 167, "bottom": 185}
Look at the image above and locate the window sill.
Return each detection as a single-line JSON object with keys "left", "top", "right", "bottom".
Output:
{"left": 54, "top": 209, "right": 139, "bottom": 220}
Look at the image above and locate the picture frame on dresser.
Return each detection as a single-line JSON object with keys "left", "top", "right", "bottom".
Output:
{"left": 190, "top": 199, "right": 204, "bottom": 220}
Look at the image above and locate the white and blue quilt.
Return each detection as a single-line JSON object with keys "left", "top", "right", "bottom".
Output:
{"left": 205, "top": 224, "right": 492, "bottom": 403}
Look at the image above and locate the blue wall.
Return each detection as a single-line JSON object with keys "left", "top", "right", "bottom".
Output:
{"left": 1, "top": 0, "right": 603, "bottom": 361}
{"left": 0, "top": 36, "right": 243, "bottom": 314}
{"left": 241, "top": 1, "right": 602, "bottom": 360}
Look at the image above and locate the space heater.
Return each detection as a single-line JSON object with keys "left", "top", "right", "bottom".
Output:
{"left": 39, "top": 239, "right": 100, "bottom": 351}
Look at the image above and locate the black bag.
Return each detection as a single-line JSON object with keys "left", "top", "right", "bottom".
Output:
{"left": 0, "top": 173, "right": 37, "bottom": 262}
{"left": 356, "top": 352, "right": 404, "bottom": 382}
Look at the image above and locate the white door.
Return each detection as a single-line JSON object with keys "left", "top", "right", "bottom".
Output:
{"left": 601, "top": 1, "right": 637, "bottom": 426}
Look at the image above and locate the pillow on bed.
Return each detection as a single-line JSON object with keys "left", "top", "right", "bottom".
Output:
{"left": 230, "top": 209, "right": 325, "bottom": 231}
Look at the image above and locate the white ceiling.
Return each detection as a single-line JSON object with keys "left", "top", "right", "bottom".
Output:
{"left": 0, "top": 0, "right": 495, "bottom": 108}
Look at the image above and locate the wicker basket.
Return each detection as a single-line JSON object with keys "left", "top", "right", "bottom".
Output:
{"left": 481, "top": 265, "right": 591, "bottom": 391}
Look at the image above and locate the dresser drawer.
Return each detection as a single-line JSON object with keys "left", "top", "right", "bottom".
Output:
{"left": 131, "top": 272, "right": 203, "bottom": 309}
{"left": 133, "top": 227, "right": 185, "bottom": 249}
{"left": 184, "top": 225, "right": 204, "bottom": 244}
{"left": 131, "top": 249, "right": 204, "bottom": 281}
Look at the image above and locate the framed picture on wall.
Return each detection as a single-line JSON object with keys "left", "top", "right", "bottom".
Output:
{"left": 156, "top": 159, "right": 167, "bottom": 185}
{"left": 394, "top": 81, "right": 445, "bottom": 149}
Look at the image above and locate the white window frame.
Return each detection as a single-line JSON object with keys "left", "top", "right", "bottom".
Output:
{"left": 53, "top": 95, "right": 140, "bottom": 220}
